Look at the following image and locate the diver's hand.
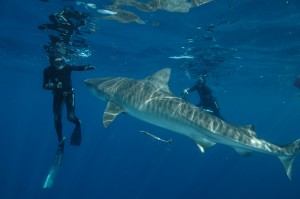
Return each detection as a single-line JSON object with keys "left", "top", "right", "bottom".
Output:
{"left": 181, "top": 88, "right": 189, "bottom": 101}
{"left": 84, "top": 65, "right": 96, "bottom": 70}
{"left": 183, "top": 88, "right": 189, "bottom": 95}
{"left": 56, "top": 82, "right": 62, "bottom": 89}
{"left": 44, "top": 82, "right": 62, "bottom": 90}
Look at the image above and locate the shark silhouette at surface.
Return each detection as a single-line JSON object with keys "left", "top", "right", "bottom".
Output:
{"left": 84, "top": 68, "right": 300, "bottom": 180}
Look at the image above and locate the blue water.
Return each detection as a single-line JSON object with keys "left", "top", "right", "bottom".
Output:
{"left": 1, "top": 0, "right": 300, "bottom": 198}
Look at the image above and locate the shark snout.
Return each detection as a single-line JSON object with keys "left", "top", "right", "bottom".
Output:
{"left": 84, "top": 78, "right": 110, "bottom": 101}
{"left": 84, "top": 78, "right": 98, "bottom": 89}
{"left": 84, "top": 79, "right": 92, "bottom": 87}
{"left": 85, "top": 77, "right": 116, "bottom": 88}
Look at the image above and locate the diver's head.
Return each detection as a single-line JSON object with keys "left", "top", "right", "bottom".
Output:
{"left": 52, "top": 56, "right": 66, "bottom": 70}
{"left": 197, "top": 76, "right": 206, "bottom": 88}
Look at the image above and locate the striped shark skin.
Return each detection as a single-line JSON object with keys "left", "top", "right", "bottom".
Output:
{"left": 84, "top": 68, "right": 300, "bottom": 180}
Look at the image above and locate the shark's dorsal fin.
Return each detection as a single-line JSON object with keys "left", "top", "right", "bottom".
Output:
{"left": 103, "top": 101, "right": 124, "bottom": 128}
{"left": 145, "top": 68, "right": 171, "bottom": 93}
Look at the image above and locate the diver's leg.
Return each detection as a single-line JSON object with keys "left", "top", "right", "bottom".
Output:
{"left": 66, "top": 92, "right": 81, "bottom": 146}
{"left": 53, "top": 93, "right": 64, "bottom": 143}
{"left": 66, "top": 92, "right": 81, "bottom": 126}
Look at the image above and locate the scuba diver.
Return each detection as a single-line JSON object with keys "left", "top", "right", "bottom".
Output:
{"left": 43, "top": 55, "right": 95, "bottom": 147}
{"left": 294, "top": 75, "right": 300, "bottom": 89}
{"left": 182, "top": 76, "right": 223, "bottom": 119}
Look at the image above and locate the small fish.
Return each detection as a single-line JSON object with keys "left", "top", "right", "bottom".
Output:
{"left": 97, "top": 9, "right": 117, "bottom": 15}
{"left": 87, "top": 3, "right": 97, "bottom": 9}
{"left": 169, "top": 55, "right": 194, "bottom": 59}
{"left": 139, "top": 131, "right": 172, "bottom": 144}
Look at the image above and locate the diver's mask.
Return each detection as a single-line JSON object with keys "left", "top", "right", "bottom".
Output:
{"left": 53, "top": 57, "right": 66, "bottom": 70}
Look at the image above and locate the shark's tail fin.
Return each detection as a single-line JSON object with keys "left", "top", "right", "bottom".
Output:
{"left": 278, "top": 139, "right": 300, "bottom": 180}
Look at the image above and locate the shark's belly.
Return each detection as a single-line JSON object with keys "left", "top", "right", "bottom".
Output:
{"left": 126, "top": 106, "right": 285, "bottom": 156}
{"left": 126, "top": 106, "right": 211, "bottom": 141}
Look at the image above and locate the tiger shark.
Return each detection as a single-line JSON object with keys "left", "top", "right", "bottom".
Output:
{"left": 84, "top": 68, "right": 300, "bottom": 180}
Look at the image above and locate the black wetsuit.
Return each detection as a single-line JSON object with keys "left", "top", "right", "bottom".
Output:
{"left": 294, "top": 75, "right": 300, "bottom": 89}
{"left": 188, "top": 83, "right": 222, "bottom": 119}
{"left": 43, "top": 64, "right": 91, "bottom": 144}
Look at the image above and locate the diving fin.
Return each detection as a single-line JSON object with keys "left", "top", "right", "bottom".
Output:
{"left": 43, "top": 137, "right": 65, "bottom": 189}
{"left": 70, "top": 126, "right": 81, "bottom": 146}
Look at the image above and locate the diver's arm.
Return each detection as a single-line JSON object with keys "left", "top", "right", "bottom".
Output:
{"left": 43, "top": 70, "right": 62, "bottom": 90}
{"left": 43, "top": 70, "right": 52, "bottom": 90}
{"left": 182, "top": 84, "right": 196, "bottom": 95}
{"left": 71, "top": 65, "right": 96, "bottom": 71}
{"left": 181, "top": 83, "right": 198, "bottom": 100}
{"left": 187, "top": 83, "right": 199, "bottom": 92}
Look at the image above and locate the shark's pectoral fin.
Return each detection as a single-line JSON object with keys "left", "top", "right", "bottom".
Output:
{"left": 234, "top": 147, "right": 252, "bottom": 157}
{"left": 103, "top": 101, "right": 124, "bottom": 128}
{"left": 195, "top": 138, "right": 216, "bottom": 153}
